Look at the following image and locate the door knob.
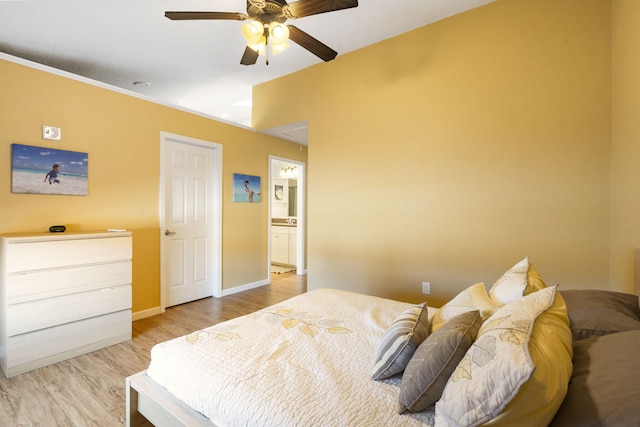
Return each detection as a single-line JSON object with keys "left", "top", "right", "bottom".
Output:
{"left": 165, "top": 230, "right": 176, "bottom": 236}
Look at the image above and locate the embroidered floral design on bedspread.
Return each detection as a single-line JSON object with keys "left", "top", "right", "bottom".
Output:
{"left": 185, "top": 325, "right": 242, "bottom": 345}
{"left": 183, "top": 306, "right": 353, "bottom": 345}
{"left": 255, "top": 307, "right": 353, "bottom": 337}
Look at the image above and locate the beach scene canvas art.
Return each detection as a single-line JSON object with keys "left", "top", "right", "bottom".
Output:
{"left": 233, "top": 173, "right": 261, "bottom": 202}
{"left": 11, "top": 143, "right": 88, "bottom": 195}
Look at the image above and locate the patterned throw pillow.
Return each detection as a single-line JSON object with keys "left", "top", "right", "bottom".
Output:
{"left": 436, "top": 286, "right": 571, "bottom": 426}
{"left": 398, "top": 310, "right": 482, "bottom": 413}
{"left": 372, "top": 303, "right": 430, "bottom": 380}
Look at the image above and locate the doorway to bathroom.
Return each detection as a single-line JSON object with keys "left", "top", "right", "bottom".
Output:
{"left": 269, "top": 156, "right": 305, "bottom": 276}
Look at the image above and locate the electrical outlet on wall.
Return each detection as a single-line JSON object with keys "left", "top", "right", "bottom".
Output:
{"left": 422, "top": 281, "right": 431, "bottom": 295}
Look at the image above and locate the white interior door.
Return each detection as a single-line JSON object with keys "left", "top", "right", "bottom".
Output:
{"left": 161, "top": 133, "right": 222, "bottom": 308}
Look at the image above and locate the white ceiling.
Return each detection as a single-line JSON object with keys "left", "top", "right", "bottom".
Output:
{"left": 0, "top": 0, "right": 494, "bottom": 143}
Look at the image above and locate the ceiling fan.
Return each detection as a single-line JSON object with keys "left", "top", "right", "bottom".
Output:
{"left": 165, "top": 0, "right": 358, "bottom": 65}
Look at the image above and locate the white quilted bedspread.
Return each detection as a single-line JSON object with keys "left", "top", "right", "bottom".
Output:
{"left": 147, "top": 288, "right": 433, "bottom": 427}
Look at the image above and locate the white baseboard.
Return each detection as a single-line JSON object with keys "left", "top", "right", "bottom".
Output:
{"left": 221, "top": 278, "right": 270, "bottom": 297}
{"left": 133, "top": 278, "right": 272, "bottom": 319}
{"left": 132, "top": 306, "right": 162, "bottom": 321}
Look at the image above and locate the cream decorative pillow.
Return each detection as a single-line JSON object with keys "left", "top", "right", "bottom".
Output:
{"left": 372, "top": 303, "right": 430, "bottom": 380}
{"left": 431, "top": 282, "right": 497, "bottom": 332}
{"left": 488, "top": 257, "right": 530, "bottom": 306}
{"left": 435, "top": 286, "right": 571, "bottom": 426}
{"left": 488, "top": 257, "right": 548, "bottom": 306}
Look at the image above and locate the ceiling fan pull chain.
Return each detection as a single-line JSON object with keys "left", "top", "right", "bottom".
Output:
{"left": 265, "top": 29, "right": 270, "bottom": 65}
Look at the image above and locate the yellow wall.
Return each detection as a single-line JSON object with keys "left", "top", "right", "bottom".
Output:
{"left": 611, "top": 0, "right": 640, "bottom": 292}
{"left": 254, "top": 0, "right": 613, "bottom": 305}
{"left": 0, "top": 58, "right": 307, "bottom": 314}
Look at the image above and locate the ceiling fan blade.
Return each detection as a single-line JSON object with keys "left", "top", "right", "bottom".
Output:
{"left": 240, "top": 46, "right": 260, "bottom": 65}
{"left": 165, "top": 12, "right": 248, "bottom": 21}
{"left": 288, "top": 25, "right": 337, "bottom": 62}
{"left": 285, "top": 0, "right": 358, "bottom": 19}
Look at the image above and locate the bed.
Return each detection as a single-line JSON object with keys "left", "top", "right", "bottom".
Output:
{"left": 126, "top": 257, "right": 640, "bottom": 426}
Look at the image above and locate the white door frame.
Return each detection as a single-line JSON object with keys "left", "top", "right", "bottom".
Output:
{"left": 269, "top": 155, "right": 306, "bottom": 276}
{"left": 159, "top": 131, "right": 223, "bottom": 312}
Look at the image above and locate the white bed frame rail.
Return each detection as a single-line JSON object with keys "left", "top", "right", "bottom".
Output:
{"left": 126, "top": 370, "right": 215, "bottom": 427}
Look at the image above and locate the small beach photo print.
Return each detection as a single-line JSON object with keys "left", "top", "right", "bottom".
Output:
{"left": 11, "top": 143, "right": 88, "bottom": 196}
{"left": 233, "top": 173, "right": 261, "bottom": 203}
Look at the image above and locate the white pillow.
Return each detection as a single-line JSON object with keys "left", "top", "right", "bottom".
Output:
{"left": 431, "top": 282, "right": 498, "bottom": 332}
{"left": 488, "top": 257, "right": 530, "bottom": 305}
{"left": 435, "top": 286, "right": 570, "bottom": 426}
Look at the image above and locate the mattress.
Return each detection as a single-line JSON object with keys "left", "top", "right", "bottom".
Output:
{"left": 146, "top": 288, "right": 433, "bottom": 426}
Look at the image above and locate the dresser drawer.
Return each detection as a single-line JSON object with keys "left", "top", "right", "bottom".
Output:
{"left": 7, "top": 261, "right": 131, "bottom": 304}
{"left": 8, "top": 284, "right": 131, "bottom": 336}
{"left": 5, "top": 235, "right": 132, "bottom": 273}
{"left": 5, "top": 310, "right": 131, "bottom": 377}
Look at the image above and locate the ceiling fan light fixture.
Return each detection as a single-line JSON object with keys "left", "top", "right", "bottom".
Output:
{"left": 165, "top": 0, "right": 359, "bottom": 65}
{"left": 269, "top": 22, "right": 289, "bottom": 43}
{"left": 268, "top": 22, "right": 290, "bottom": 55}
{"left": 256, "top": 42, "right": 268, "bottom": 55}
{"left": 247, "top": 37, "right": 267, "bottom": 54}
{"left": 242, "top": 20, "right": 265, "bottom": 45}
{"left": 272, "top": 40, "right": 290, "bottom": 55}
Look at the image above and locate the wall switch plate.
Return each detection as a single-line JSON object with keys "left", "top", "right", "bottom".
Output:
{"left": 422, "top": 281, "right": 431, "bottom": 295}
{"left": 42, "top": 125, "right": 61, "bottom": 141}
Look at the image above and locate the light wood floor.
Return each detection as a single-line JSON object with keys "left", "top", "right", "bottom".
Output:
{"left": 0, "top": 272, "right": 306, "bottom": 426}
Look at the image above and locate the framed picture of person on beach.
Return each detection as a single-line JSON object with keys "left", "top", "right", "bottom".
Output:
{"left": 11, "top": 144, "right": 88, "bottom": 196}
{"left": 232, "top": 173, "right": 261, "bottom": 203}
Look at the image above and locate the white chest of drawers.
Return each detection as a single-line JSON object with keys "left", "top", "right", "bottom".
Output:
{"left": 0, "top": 231, "right": 132, "bottom": 378}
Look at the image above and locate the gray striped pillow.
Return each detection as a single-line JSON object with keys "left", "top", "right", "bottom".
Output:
{"left": 372, "top": 303, "right": 430, "bottom": 380}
